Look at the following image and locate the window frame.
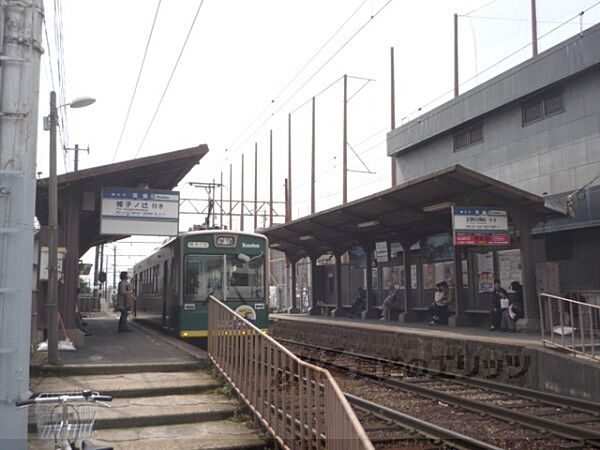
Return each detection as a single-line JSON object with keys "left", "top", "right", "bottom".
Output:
{"left": 522, "top": 90, "right": 564, "bottom": 127}
{"left": 453, "top": 123, "right": 484, "bottom": 152}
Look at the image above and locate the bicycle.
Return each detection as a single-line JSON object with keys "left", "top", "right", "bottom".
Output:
{"left": 16, "top": 390, "right": 113, "bottom": 450}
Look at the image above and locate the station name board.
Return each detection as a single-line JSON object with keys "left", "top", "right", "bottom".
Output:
{"left": 100, "top": 187, "right": 179, "bottom": 236}
{"left": 452, "top": 206, "right": 509, "bottom": 246}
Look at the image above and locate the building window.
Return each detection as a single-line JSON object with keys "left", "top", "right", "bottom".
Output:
{"left": 522, "top": 91, "right": 564, "bottom": 126}
{"left": 453, "top": 123, "right": 483, "bottom": 151}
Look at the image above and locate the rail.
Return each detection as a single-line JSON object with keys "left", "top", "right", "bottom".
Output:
{"left": 539, "top": 293, "right": 600, "bottom": 360}
{"left": 207, "top": 296, "right": 373, "bottom": 450}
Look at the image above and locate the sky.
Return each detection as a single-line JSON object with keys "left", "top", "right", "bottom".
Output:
{"left": 36, "top": 0, "right": 600, "bottom": 281}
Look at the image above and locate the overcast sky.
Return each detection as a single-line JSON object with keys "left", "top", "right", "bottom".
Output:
{"left": 36, "top": 0, "right": 600, "bottom": 278}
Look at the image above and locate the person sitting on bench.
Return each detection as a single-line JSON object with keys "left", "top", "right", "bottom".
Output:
{"left": 381, "top": 286, "right": 401, "bottom": 321}
{"left": 348, "top": 287, "right": 366, "bottom": 318}
{"left": 429, "top": 281, "right": 453, "bottom": 325}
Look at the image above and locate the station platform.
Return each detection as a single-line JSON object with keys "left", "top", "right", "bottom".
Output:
{"left": 28, "top": 314, "right": 265, "bottom": 450}
{"left": 270, "top": 313, "right": 600, "bottom": 403}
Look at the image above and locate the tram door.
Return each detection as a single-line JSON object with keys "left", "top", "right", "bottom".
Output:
{"left": 162, "top": 260, "right": 169, "bottom": 327}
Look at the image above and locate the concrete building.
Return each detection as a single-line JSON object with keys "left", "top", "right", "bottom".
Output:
{"left": 388, "top": 22, "right": 600, "bottom": 304}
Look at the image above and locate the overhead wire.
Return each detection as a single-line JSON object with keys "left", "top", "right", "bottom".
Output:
{"left": 112, "top": 0, "right": 162, "bottom": 162}
{"left": 133, "top": 0, "right": 206, "bottom": 158}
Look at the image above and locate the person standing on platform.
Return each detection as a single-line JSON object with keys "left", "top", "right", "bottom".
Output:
{"left": 381, "top": 286, "right": 401, "bottom": 321}
{"left": 489, "top": 279, "right": 508, "bottom": 331}
{"left": 116, "top": 272, "right": 133, "bottom": 332}
{"left": 501, "top": 281, "right": 523, "bottom": 332}
{"left": 348, "top": 287, "right": 366, "bottom": 318}
{"left": 429, "top": 281, "right": 453, "bottom": 325}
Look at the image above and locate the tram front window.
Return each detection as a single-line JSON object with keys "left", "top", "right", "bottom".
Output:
{"left": 185, "top": 254, "right": 223, "bottom": 301}
{"left": 225, "top": 254, "right": 264, "bottom": 302}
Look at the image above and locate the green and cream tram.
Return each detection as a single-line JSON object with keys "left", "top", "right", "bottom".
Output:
{"left": 133, "top": 230, "right": 269, "bottom": 340}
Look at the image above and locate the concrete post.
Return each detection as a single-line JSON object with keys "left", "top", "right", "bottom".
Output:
{"left": 449, "top": 247, "right": 468, "bottom": 327}
{"left": 362, "top": 243, "right": 379, "bottom": 319}
{"left": 308, "top": 255, "right": 320, "bottom": 316}
{"left": 287, "top": 258, "right": 300, "bottom": 313}
{"left": 0, "top": 1, "right": 44, "bottom": 447}
{"left": 332, "top": 251, "right": 345, "bottom": 317}
{"left": 398, "top": 238, "right": 419, "bottom": 323}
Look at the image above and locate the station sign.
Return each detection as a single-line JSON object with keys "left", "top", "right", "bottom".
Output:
{"left": 100, "top": 187, "right": 179, "bottom": 236}
{"left": 452, "top": 206, "right": 509, "bottom": 246}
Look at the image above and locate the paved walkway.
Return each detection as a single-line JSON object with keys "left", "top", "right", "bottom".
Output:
{"left": 271, "top": 313, "right": 543, "bottom": 348}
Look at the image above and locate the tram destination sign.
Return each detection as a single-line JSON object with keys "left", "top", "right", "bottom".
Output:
{"left": 100, "top": 187, "right": 180, "bottom": 236}
{"left": 452, "top": 206, "right": 509, "bottom": 246}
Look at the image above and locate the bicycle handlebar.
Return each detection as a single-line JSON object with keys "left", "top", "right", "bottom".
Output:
{"left": 16, "top": 390, "right": 113, "bottom": 407}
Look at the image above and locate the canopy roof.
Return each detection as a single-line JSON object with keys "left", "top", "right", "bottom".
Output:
{"left": 262, "top": 165, "right": 566, "bottom": 259}
{"left": 36, "top": 144, "right": 208, "bottom": 253}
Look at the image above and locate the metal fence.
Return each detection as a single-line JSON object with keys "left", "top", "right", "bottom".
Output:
{"left": 207, "top": 296, "right": 373, "bottom": 450}
{"left": 539, "top": 293, "right": 600, "bottom": 360}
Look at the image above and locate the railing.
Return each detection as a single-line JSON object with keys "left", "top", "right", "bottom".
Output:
{"left": 207, "top": 296, "right": 374, "bottom": 450}
{"left": 539, "top": 293, "right": 600, "bottom": 360}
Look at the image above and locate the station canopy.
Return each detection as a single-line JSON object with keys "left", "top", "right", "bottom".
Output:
{"left": 36, "top": 144, "right": 208, "bottom": 254}
{"left": 262, "top": 165, "right": 566, "bottom": 259}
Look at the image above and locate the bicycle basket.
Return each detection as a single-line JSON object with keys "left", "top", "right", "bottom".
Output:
{"left": 34, "top": 401, "right": 97, "bottom": 440}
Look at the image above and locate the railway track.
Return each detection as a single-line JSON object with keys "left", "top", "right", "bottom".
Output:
{"left": 280, "top": 338, "right": 600, "bottom": 449}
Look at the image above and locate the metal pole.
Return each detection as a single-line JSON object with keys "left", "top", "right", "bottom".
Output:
{"left": 220, "top": 171, "right": 223, "bottom": 229}
{"left": 46, "top": 90, "right": 59, "bottom": 365}
{"left": 269, "top": 129, "right": 273, "bottom": 227}
{"left": 241, "top": 154, "right": 245, "bottom": 231}
{"left": 105, "top": 254, "right": 109, "bottom": 303}
{"left": 311, "top": 97, "right": 316, "bottom": 214}
{"left": 112, "top": 246, "right": 117, "bottom": 291}
{"left": 73, "top": 144, "right": 79, "bottom": 171}
{"left": 284, "top": 178, "right": 289, "bottom": 223}
{"left": 454, "top": 13, "right": 459, "bottom": 97}
{"left": 254, "top": 142, "right": 258, "bottom": 231}
{"left": 390, "top": 47, "right": 397, "bottom": 187}
{"left": 93, "top": 246, "right": 99, "bottom": 301}
{"left": 229, "top": 164, "right": 233, "bottom": 230}
{"left": 343, "top": 74, "right": 348, "bottom": 204}
{"left": 288, "top": 113, "right": 292, "bottom": 222}
{"left": 531, "top": 0, "right": 538, "bottom": 56}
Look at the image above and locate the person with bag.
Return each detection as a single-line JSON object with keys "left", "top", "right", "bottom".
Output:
{"left": 116, "top": 271, "right": 134, "bottom": 332}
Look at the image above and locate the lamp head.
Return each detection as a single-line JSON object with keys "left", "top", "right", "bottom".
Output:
{"left": 69, "top": 96, "right": 96, "bottom": 108}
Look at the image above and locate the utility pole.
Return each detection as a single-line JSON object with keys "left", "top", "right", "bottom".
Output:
{"left": 241, "top": 154, "right": 245, "bottom": 231}
{"left": 454, "top": 13, "right": 459, "bottom": 97}
{"left": 0, "top": 1, "right": 44, "bottom": 445}
{"left": 269, "top": 129, "right": 273, "bottom": 227}
{"left": 390, "top": 47, "right": 397, "bottom": 187}
{"left": 254, "top": 142, "right": 258, "bottom": 231}
{"left": 64, "top": 144, "right": 89, "bottom": 172}
{"left": 288, "top": 113, "right": 292, "bottom": 222}
{"left": 311, "top": 97, "right": 316, "bottom": 214}
{"left": 342, "top": 74, "right": 348, "bottom": 204}
{"left": 93, "top": 246, "right": 99, "bottom": 301}
{"left": 229, "top": 164, "right": 233, "bottom": 230}
{"left": 531, "top": 0, "right": 538, "bottom": 56}
{"left": 112, "top": 246, "right": 117, "bottom": 292}
{"left": 220, "top": 171, "right": 223, "bottom": 228}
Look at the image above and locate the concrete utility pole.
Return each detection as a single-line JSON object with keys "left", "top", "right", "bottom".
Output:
{"left": 220, "top": 171, "right": 223, "bottom": 228}
{"left": 342, "top": 74, "right": 348, "bottom": 204}
{"left": 390, "top": 47, "right": 397, "bottom": 187}
{"left": 311, "top": 97, "right": 316, "bottom": 214}
{"left": 269, "top": 129, "right": 273, "bottom": 227}
{"left": 254, "top": 142, "right": 258, "bottom": 231}
{"left": 454, "top": 13, "right": 459, "bottom": 97}
{"left": 287, "top": 113, "right": 292, "bottom": 222}
{"left": 64, "top": 144, "right": 89, "bottom": 172}
{"left": 229, "top": 164, "right": 233, "bottom": 230}
{"left": 531, "top": 0, "right": 538, "bottom": 56}
{"left": 0, "top": 2, "right": 44, "bottom": 445}
{"left": 241, "top": 154, "right": 245, "bottom": 231}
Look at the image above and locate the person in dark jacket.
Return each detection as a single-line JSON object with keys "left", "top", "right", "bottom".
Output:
{"left": 501, "top": 281, "right": 523, "bottom": 332}
{"left": 489, "top": 279, "right": 508, "bottom": 331}
{"left": 348, "top": 287, "right": 366, "bottom": 318}
{"left": 116, "top": 272, "right": 133, "bottom": 332}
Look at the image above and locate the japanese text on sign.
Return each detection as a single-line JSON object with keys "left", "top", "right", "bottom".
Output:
{"left": 452, "top": 206, "right": 509, "bottom": 246}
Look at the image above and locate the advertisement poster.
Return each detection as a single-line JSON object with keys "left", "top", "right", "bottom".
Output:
{"left": 375, "top": 241, "right": 388, "bottom": 263}
{"left": 434, "top": 262, "right": 445, "bottom": 285}
{"left": 452, "top": 206, "right": 509, "bottom": 246}
{"left": 411, "top": 265, "right": 417, "bottom": 290}
{"left": 462, "top": 259, "right": 469, "bottom": 287}
{"left": 443, "top": 262, "right": 455, "bottom": 287}
{"left": 477, "top": 252, "right": 495, "bottom": 292}
{"left": 383, "top": 265, "right": 404, "bottom": 289}
{"left": 498, "top": 249, "right": 522, "bottom": 291}
{"left": 423, "top": 264, "right": 434, "bottom": 289}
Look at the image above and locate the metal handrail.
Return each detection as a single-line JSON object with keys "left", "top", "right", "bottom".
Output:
{"left": 207, "top": 296, "right": 374, "bottom": 450}
{"left": 539, "top": 293, "right": 600, "bottom": 360}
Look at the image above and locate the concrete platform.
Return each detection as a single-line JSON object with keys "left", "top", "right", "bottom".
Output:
{"left": 28, "top": 421, "right": 265, "bottom": 450}
{"left": 271, "top": 313, "right": 600, "bottom": 403}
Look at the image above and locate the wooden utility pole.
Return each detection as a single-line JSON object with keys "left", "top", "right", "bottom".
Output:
{"left": 288, "top": 113, "right": 292, "bottom": 222}
{"left": 254, "top": 142, "right": 258, "bottom": 231}
{"left": 454, "top": 13, "right": 459, "bottom": 97}
{"left": 531, "top": 0, "right": 538, "bottom": 56}
{"left": 390, "top": 47, "right": 397, "bottom": 187}
{"left": 343, "top": 74, "right": 348, "bottom": 204}
{"left": 311, "top": 96, "right": 316, "bottom": 214}
{"left": 269, "top": 129, "right": 273, "bottom": 227}
{"left": 229, "top": 164, "right": 233, "bottom": 230}
{"left": 241, "top": 154, "right": 245, "bottom": 231}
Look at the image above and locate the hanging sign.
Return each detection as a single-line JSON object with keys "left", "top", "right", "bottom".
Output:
{"left": 375, "top": 241, "right": 388, "bottom": 263}
{"left": 100, "top": 187, "right": 180, "bottom": 236}
{"left": 452, "top": 206, "right": 509, "bottom": 245}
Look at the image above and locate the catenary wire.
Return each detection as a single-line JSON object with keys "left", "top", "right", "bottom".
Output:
{"left": 134, "top": 0, "right": 206, "bottom": 158}
{"left": 112, "top": 0, "right": 162, "bottom": 162}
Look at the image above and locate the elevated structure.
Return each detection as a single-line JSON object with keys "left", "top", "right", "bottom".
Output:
{"left": 35, "top": 145, "right": 208, "bottom": 331}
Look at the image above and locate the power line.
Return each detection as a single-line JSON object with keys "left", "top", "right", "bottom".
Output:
{"left": 134, "top": 0, "right": 206, "bottom": 158}
{"left": 112, "top": 0, "right": 162, "bottom": 162}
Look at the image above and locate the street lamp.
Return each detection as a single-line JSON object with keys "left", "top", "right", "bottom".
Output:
{"left": 45, "top": 91, "right": 95, "bottom": 365}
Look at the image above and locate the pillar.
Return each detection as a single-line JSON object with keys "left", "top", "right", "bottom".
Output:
{"left": 308, "top": 255, "right": 320, "bottom": 315}
{"left": 287, "top": 257, "right": 300, "bottom": 313}
{"left": 332, "top": 251, "right": 345, "bottom": 317}
{"left": 398, "top": 238, "right": 419, "bottom": 323}
{"left": 449, "top": 246, "right": 468, "bottom": 327}
{"left": 361, "top": 243, "right": 379, "bottom": 319}
{"left": 514, "top": 213, "right": 539, "bottom": 330}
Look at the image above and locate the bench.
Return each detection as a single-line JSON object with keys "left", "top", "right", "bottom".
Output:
{"left": 412, "top": 306, "right": 456, "bottom": 324}
{"left": 316, "top": 303, "right": 337, "bottom": 316}
{"left": 463, "top": 309, "right": 490, "bottom": 327}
